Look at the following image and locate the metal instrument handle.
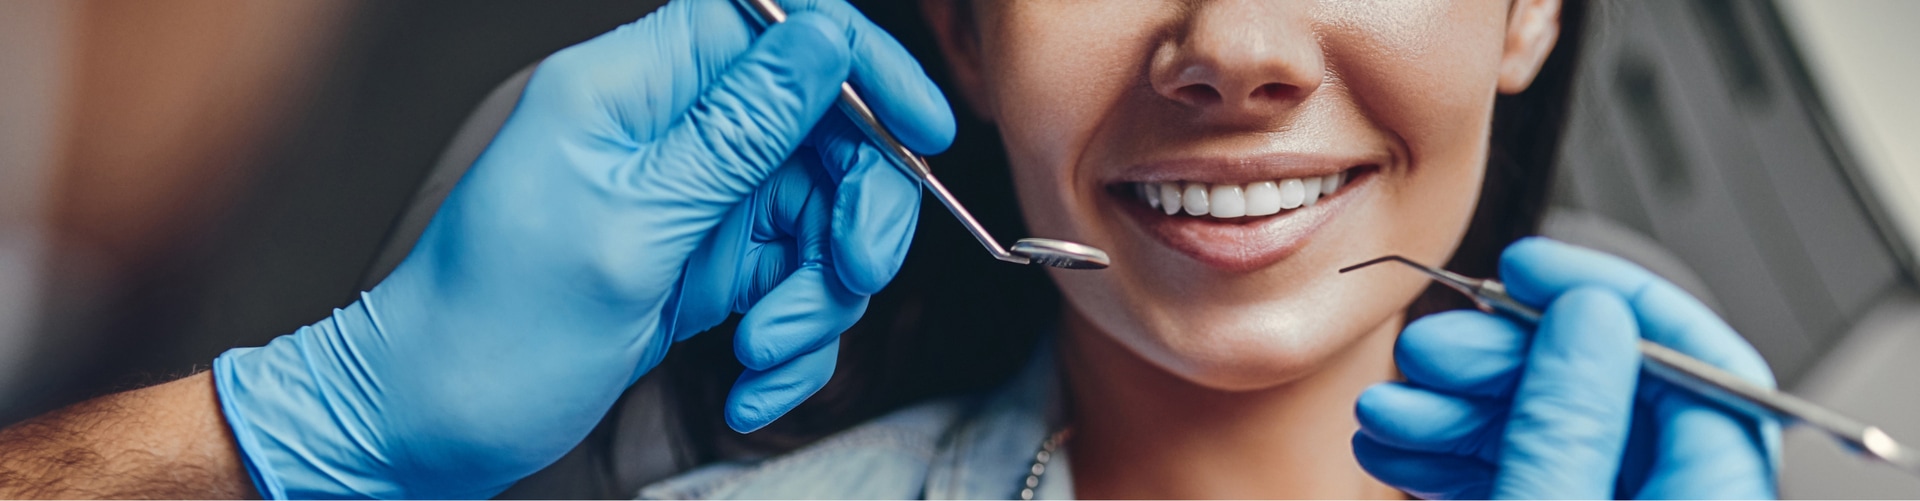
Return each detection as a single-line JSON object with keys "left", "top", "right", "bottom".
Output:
{"left": 738, "top": 0, "right": 1028, "bottom": 265}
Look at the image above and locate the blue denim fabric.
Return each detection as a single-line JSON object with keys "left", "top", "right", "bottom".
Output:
{"left": 637, "top": 343, "right": 1071, "bottom": 500}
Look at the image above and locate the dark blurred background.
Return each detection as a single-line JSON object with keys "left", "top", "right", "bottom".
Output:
{"left": 0, "top": 0, "right": 661, "bottom": 422}
{"left": 1, "top": 0, "right": 1916, "bottom": 498}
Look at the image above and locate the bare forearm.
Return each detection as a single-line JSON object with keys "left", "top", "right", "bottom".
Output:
{"left": 0, "top": 372, "right": 257, "bottom": 499}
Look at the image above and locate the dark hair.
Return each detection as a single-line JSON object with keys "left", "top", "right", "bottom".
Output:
{"left": 664, "top": 0, "right": 1590, "bottom": 462}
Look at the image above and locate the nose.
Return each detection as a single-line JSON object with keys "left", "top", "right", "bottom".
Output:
{"left": 1150, "top": 1, "right": 1324, "bottom": 120}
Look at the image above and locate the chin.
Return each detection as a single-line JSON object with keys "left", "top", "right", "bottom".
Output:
{"left": 1095, "top": 296, "right": 1391, "bottom": 391}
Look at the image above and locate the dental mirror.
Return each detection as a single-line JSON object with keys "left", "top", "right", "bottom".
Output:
{"left": 1011, "top": 238, "right": 1111, "bottom": 269}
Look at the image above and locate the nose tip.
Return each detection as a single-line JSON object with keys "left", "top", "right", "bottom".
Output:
{"left": 1149, "top": 3, "right": 1324, "bottom": 118}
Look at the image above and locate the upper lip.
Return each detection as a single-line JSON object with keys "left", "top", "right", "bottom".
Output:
{"left": 1106, "top": 152, "right": 1383, "bottom": 186}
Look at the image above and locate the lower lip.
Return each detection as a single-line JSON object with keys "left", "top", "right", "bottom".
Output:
{"left": 1113, "top": 168, "right": 1373, "bottom": 273}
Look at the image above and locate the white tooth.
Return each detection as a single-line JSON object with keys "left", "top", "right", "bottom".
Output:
{"left": 1209, "top": 184, "right": 1246, "bottom": 218}
{"left": 1278, "top": 178, "right": 1306, "bottom": 209}
{"left": 1158, "top": 183, "right": 1182, "bottom": 215}
{"left": 1142, "top": 183, "right": 1161, "bottom": 209}
{"left": 1182, "top": 182, "right": 1210, "bottom": 216}
{"left": 1301, "top": 176, "right": 1323, "bottom": 206}
{"left": 1245, "top": 181, "right": 1281, "bottom": 216}
{"left": 1322, "top": 172, "right": 1343, "bottom": 195}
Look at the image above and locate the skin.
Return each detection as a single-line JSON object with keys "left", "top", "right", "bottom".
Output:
{"left": 0, "top": 373, "right": 255, "bottom": 498}
{"left": 921, "top": 0, "right": 1561, "bottom": 497}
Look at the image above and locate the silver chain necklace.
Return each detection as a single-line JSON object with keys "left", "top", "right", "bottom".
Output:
{"left": 1020, "top": 428, "right": 1073, "bottom": 501}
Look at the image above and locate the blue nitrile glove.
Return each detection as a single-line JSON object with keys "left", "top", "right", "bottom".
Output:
{"left": 209, "top": 0, "right": 953, "bottom": 498}
{"left": 1353, "top": 237, "right": 1779, "bottom": 499}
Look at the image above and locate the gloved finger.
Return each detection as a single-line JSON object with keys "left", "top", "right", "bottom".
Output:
{"left": 622, "top": 11, "right": 850, "bottom": 224}
{"left": 810, "top": 115, "right": 921, "bottom": 295}
{"left": 1352, "top": 434, "right": 1496, "bottom": 500}
{"left": 1628, "top": 280, "right": 1777, "bottom": 494}
{"left": 773, "top": 0, "right": 955, "bottom": 154}
{"left": 721, "top": 158, "right": 817, "bottom": 305}
{"left": 1493, "top": 286, "right": 1640, "bottom": 499}
{"left": 1499, "top": 237, "right": 1773, "bottom": 388}
{"left": 1632, "top": 393, "right": 1778, "bottom": 499}
{"left": 1499, "top": 237, "right": 1662, "bottom": 306}
{"left": 736, "top": 158, "right": 824, "bottom": 306}
{"left": 1397, "top": 310, "right": 1527, "bottom": 398}
{"left": 726, "top": 338, "right": 841, "bottom": 433}
{"left": 665, "top": 156, "right": 816, "bottom": 343}
{"left": 1624, "top": 290, "right": 1777, "bottom": 499}
{"left": 1629, "top": 280, "right": 1776, "bottom": 389}
{"left": 734, "top": 264, "right": 867, "bottom": 371}
{"left": 739, "top": 239, "right": 800, "bottom": 308}
{"left": 736, "top": 161, "right": 865, "bottom": 371}
{"left": 552, "top": 0, "right": 953, "bottom": 156}
{"left": 1355, "top": 383, "right": 1505, "bottom": 463}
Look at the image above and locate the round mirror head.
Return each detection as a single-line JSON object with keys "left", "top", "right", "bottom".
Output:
{"left": 1011, "top": 238, "right": 1110, "bottom": 270}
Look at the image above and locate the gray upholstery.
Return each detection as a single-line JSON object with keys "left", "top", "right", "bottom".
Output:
{"left": 1781, "top": 288, "right": 1920, "bottom": 497}
{"left": 1539, "top": 207, "right": 1723, "bottom": 313}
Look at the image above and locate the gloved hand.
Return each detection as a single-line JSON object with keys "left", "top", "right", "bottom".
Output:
{"left": 209, "top": 0, "right": 953, "bottom": 498}
{"left": 1353, "top": 237, "right": 1780, "bottom": 499}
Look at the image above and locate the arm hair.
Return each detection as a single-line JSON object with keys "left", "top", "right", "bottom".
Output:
{"left": 0, "top": 371, "right": 258, "bottom": 499}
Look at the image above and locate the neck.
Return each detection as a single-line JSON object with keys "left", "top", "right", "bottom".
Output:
{"left": 1060, "top": 311, "right": 1403, "bottom": 499}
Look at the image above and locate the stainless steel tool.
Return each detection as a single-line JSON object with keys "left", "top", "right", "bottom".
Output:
{"left": 737, "top": 0, "right": 1110, "bottom": 270}
{"left": 1341, "top": 255, "right": 1920, "bottom": 478}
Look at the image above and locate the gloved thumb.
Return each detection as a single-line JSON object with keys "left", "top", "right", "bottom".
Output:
{"left": 623, "top": 12, "right": 853, "bottom": 225}
{"left": 1494, "top": 286, "right": 1640, "bottom": 499}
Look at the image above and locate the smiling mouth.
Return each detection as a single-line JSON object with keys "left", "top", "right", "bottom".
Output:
{"left": 1125, "top": 168, "right": 1353, "bottom": 219}
{"left": 1107, "top": 164, "right": 1378, "bottom": 272}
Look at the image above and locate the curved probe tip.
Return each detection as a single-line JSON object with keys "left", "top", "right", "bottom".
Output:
{"left": 1339, "top": 255, "right": 1416, "bottom": 274}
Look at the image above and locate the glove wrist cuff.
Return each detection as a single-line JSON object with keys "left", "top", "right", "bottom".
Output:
{"left": 211, "top": 354, "right": 286, "bottom": 499}
{"left": 211, "top": 295, "right": 399, "bottom": 499}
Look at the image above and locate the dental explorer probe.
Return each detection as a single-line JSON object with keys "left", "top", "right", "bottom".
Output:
{"left": 1341, "top": 255, "right": 1920, "bottom": 478}
{"left": 736, "top": 0, "right": 1110, "bottom": 270}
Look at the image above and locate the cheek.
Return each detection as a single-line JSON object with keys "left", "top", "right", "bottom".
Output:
{"left": 977, "top": 3, "right": 1174, "bottom": 232}
{"left": 1324, "top": 1, "right": 1507, "bottom": 172}
{"left": 1323, "top": 1, "right": 1506, "bottom": 253}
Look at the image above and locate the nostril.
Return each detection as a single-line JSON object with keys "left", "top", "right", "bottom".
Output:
{"left": 1173, "top": 84, "right": 1222, "bottom": 106}
{"left": 1251, "top": 83, "right": 1292, "bottom": 101}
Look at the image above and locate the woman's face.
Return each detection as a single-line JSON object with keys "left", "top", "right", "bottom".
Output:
{"left": 930, "top": 0, "right": 1561, "bottom": 389}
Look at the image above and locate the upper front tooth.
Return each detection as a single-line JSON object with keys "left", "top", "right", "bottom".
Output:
{"left": 1158, "top": 182, "right": 1182, "bottom": 215}
{"left": 1209, "top": 184, "right": 1246, "bottom": 218}
{"left": 1245, "top": 181, "right": 1281, "bottom": 216}
{"left": 1182, "top": 182, "right": 1210, "bottom": 216}
{"left": 1147, "top": 174, "right": 1344, "bottom": 217}
{"left": 1278, "top": 178, "right": 1306, "bottom": 209}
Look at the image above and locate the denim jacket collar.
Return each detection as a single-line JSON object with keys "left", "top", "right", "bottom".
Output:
{"left": 635, "top": 339, "right": 1073, "bottom": 500}
{"left": 925, "top": 339, "right": 1073, "bottom": 499}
